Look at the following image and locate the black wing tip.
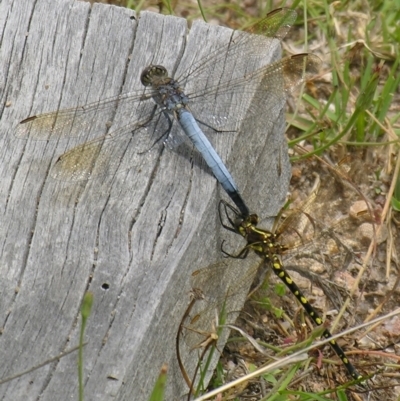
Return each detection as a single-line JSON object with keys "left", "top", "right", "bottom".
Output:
{"left": 20, "top": 115, "right": 37, "bottom": 124}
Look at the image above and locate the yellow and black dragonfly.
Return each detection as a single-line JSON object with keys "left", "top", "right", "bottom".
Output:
{"left": 177, "top": 161, "right": 375, "bottom": 396}
{"left": 218, "top": 199, "right": 363, "bottom": 381}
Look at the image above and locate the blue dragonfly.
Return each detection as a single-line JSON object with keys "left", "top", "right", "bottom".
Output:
{"left": 15, "top": 8, "right": 320, "bottom": 217}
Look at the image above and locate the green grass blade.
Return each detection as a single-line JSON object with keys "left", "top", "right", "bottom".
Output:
{"left": 78, "top": 292, "right": 93, "bottom": 401}
{"left": 148, "top": 364, "right": 168, "bottom": 401}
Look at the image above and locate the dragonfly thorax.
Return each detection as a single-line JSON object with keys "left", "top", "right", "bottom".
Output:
{"left": 157, "top": 82, "right": 189, "bottom": 111}
{"left": 236, "top": 214, "right": 288, "bottom": 258}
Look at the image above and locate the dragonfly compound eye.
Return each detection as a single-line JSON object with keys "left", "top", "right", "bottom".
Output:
{"left": 140, "top": 65, "right": 168, "bottom": 86}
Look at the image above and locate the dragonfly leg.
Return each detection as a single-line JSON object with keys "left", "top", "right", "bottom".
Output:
{"left": 218, "top": 200, "right": 241, "bottom": 232}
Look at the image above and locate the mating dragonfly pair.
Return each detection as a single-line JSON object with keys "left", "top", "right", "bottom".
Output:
{"left": 15, "top": 4, "right": 363, "bottom": 396}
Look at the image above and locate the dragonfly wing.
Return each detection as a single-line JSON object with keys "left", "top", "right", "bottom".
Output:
{"left": 50, "top": 107, "right": 170, "bottom": 181}
{"left": 178, "top": 8, "right": 297, "bottom": 89}
{"left": 276, "top": 53, "right": 321, "bottom": 93}
{"left": 246, "top": 53, "right": 321, "bottom": 120}
{"left": 175, "top": 9, "right": 301, "bottom": 132}
{"left": 247, "top": 8, "right": 297, "bottom": 39}
{"left": 183, "top": 259, "right": 260, "bottom": 349}
{"left": 179, "top": 11, "right": 320, "bottom": 131}
{"left": 14, "top": 90, "right": 149, "bottom": 140}
{"left": 189, "top": 53, "right": 321, "bottom": 133}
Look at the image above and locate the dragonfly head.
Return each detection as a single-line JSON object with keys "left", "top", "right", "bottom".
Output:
{"left": 141, "top": 65, "right": 169, "bottom": 87}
